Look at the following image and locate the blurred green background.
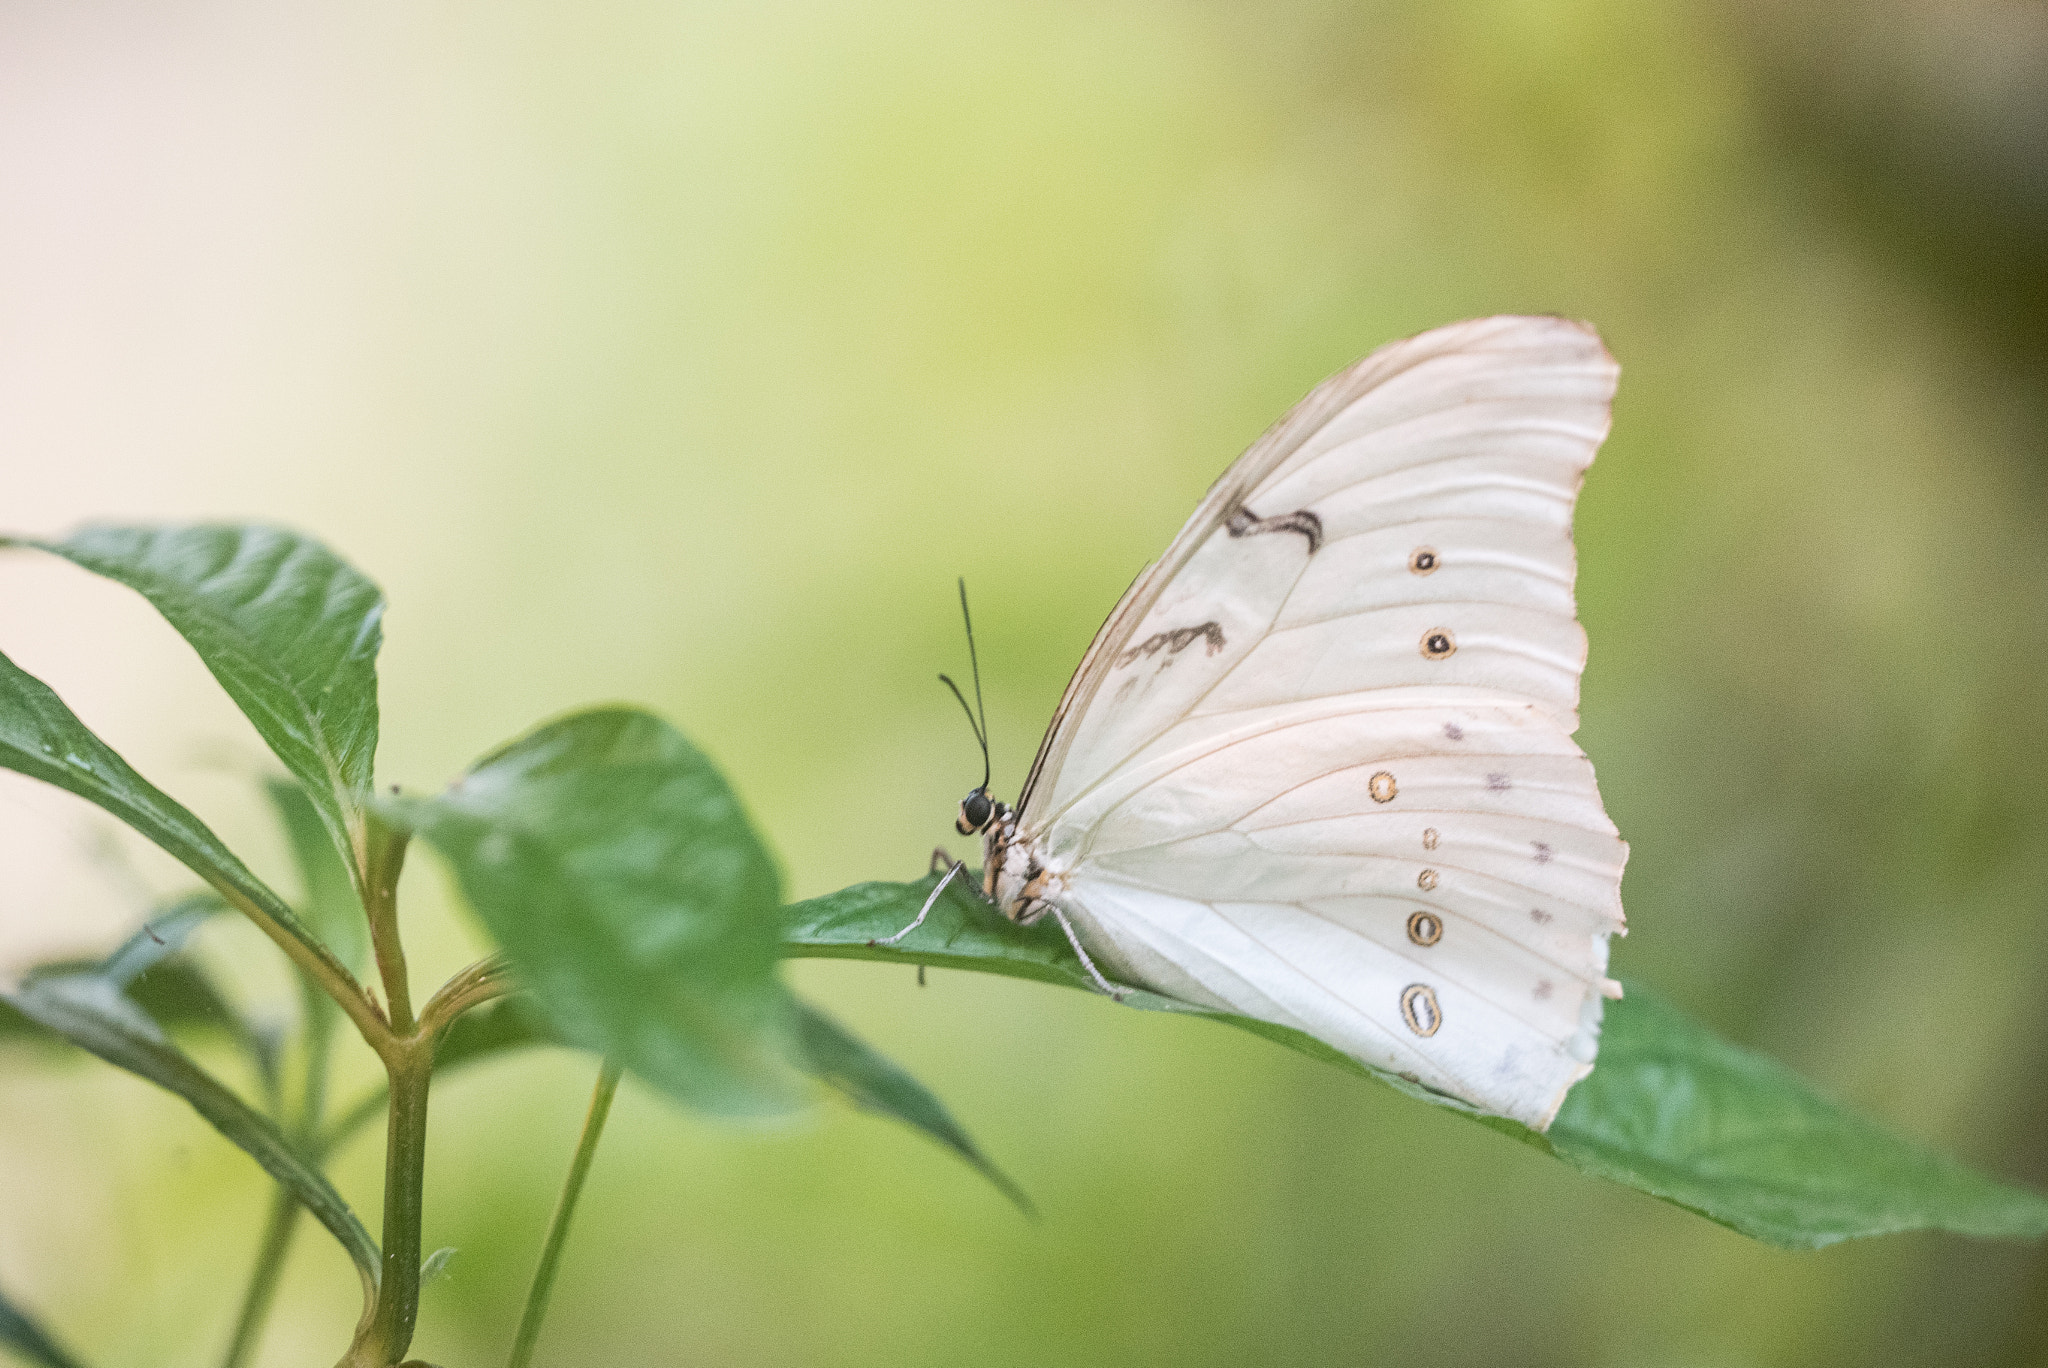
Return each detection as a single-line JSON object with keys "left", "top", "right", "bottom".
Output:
{"left": 4, "top": 0, "right": 2047, "bottom": 1363}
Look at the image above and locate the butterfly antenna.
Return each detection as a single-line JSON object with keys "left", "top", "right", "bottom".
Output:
{"left": 954, "top": 577, "right": 994, "bottom": 790}
{"left": 939, "top": 673, "right": 990, "bottom": 790}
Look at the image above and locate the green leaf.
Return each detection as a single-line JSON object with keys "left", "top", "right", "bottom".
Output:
{"left": 0, "top": 1286, "right": 87, "bottom": 1368}
{"left": 790, "top": 999, "right": 1033, "bottom": 1214}
{"left": 783, "top": 872, "right": 1105, "bottom": 992}
{"left": 4, "top": 897, "right": 286, "bottom": 1110}
{"left": 784, "top": 875, "right": 2048, "bottom": 1248}
{"left": 323, "top": 987, "right": 1028, "bottom": 1209}
{"left": 1542, "top": 985, "right": 2048, "bottom": 1247}
{"left": 1, "top": 971, "right": 379, "bottom": 1288}
{"left": 0, "top": 998, "right": 39, "bottom": 1045}
{"left": 3, "top": 893, "right": 221, "bottom": 1039}
{"left": 128, "top": 958, "right": 283, "bottom": 1104}
{"left": 92, "top": 892, "right": 219, "bottom": 987}
{"left": 386, "top": 708, "right": 799, "bottom": 1117}
{"left": 0, "top": 955, "right": 272, "bottom": 1072}
{"left": 0, "top": 648, "right": 356, "bottom": 1010}
{"left": 4, "top": 525, "right": 384, "bottom": 880}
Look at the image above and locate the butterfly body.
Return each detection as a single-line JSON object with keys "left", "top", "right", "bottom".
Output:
{"left": 976, "top": 803, "right": 1050, "bottom": 921}
{"left": 952, "top": 316, "right": 1627, "bottom": 1131}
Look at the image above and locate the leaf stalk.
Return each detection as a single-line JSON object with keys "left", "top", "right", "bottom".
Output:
{"left": 418, "top": 954, "right": 516, "bottom": 1037}
{"left": 206, "top": 875, "right": 391, "bottom": 1058}
{"left": 508, "top": 1059, "right": 623, "bottom": 1368}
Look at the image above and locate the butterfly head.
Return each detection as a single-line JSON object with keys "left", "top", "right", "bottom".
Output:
{"left": 956, "top": 786, "right": 1002, "bottom": 836}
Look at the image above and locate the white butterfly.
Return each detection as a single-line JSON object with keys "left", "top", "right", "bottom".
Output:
{"left": 898, "top": 315, "right": 1627, "bottom": 1131}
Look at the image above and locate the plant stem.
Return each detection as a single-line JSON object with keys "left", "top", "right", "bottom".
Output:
{"left": 361, "top": 819, "right": 414, "bottom": 1034}
{"left": 359, "top": 1044, "right": 433, "bottom": 1365}
{"left": 507, "top": 1059, "right": 623, "bottom": 1368}
{"left": 222, "top": 969, "right": 342, "bottom": 1368}
{"left": 221, "top": 1188, "right": 304, "bottom": 1368}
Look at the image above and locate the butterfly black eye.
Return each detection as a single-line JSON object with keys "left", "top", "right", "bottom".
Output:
{"left": 957, "top": 788, "right": 995, "bottom": 835}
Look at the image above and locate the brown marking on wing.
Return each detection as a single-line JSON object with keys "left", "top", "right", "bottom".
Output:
{"left": 1114, "top": 621, "right": 1226, "bottom": 668}
{"left": 1225, "top": 503, "right": 1323, "bottom": 553}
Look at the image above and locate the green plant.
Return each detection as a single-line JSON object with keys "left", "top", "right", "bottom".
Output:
{"left": 0, "top": 524, "right": 2043, "bottom": 1368}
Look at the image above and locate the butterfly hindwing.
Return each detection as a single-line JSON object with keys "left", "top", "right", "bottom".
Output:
{"left": 1046, "top": 697, "right": 1623, "bottom": 1125}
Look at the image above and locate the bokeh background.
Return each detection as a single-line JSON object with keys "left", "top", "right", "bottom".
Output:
{"left": 4, "top": 0, "right": 2048, "bottom": 1363}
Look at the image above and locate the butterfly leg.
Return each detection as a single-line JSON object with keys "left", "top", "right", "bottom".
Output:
{"left": 870, "top": 859, "right": 964, "bottom": 947}
{"left": 1043, "top": 905, "right": 1126, "bottom": 1002}
{"left": 915, "top": 846, "right": 950, "bottom": 984}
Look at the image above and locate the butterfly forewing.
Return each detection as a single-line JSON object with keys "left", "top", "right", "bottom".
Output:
{"left": 1022, "top": 315, "right": 1611, "bottom": 813}
{"left": 1014, "top": 315, "right": 1626, "bottom": 1130}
